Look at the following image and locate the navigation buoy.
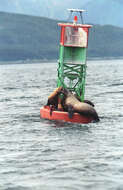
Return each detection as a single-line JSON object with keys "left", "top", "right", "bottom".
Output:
{"left": 40, "top": 9, "right": 99, "bottom": 124}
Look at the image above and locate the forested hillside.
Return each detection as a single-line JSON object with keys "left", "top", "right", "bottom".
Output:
{"left": 0, "top": 12, "right": 123, "bottom": 61}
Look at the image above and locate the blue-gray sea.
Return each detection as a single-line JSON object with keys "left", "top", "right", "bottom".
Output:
{"left": 0, "top": 60, "right": 123, "bottom": 190}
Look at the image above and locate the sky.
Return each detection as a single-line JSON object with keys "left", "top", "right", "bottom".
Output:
{"left": 0, "top": 0, "right": 123, "bottom": 27}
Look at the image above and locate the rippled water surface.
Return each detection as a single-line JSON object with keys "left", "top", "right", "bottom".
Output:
{"left": 0, "top": 60, "right": 123, "bottom": 190}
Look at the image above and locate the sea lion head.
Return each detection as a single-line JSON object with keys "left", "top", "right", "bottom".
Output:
{"left": 47, "top": 86, "right": 63, "bottom": 108}
{"left": 60, "top": 88, "right": 72, "bottom": 98}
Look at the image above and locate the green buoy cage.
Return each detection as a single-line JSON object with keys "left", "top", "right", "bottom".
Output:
{"left": 57, "top": 22, "right": 92, "bottom": 102}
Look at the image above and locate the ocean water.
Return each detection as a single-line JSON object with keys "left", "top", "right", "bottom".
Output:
{"left": 0, "top": 60, "right": 123, "bottom": 190}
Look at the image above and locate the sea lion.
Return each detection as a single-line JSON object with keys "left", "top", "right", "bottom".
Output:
{"left": 46, "top": 86, "right": 63, "bottom": 115}
{"left": 47, "top": 86, "right": 62, "bottom": 109}
{"left": 60, "top": 88, "right": 99, "bottom": 122}
{"left": 46, "top": 87, "right": 99, "bottom": 122}
{"left": 47, "top": 87, "right": 94, "bottom": 108}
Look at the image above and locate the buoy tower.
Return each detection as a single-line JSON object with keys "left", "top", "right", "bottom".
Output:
{"left": 57, "top": 9, "right": 92, "bottom": 101}
{"left": 40, "top": 9, "right": 100, "bottom": 124}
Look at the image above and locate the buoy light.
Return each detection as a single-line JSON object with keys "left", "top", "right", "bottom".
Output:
{"left": 73, "top": 15, "right": 78, "bottom": 24}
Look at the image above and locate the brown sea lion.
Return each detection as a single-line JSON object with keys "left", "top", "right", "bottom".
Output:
{"left": 47, "top": 87, "right": 62, "bottom": 108}
{"left": 46, "top": 87, "right": 99, "bottom": 122}
{"left": 60, "top": 88, "right": 99, "bottom": 122}
{"left": 46, "top": 87, "right": 63, "bottom": 115}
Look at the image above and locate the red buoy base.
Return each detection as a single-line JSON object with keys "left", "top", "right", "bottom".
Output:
{"left": 40, "top": 106, "right": 93, "bottom": 124}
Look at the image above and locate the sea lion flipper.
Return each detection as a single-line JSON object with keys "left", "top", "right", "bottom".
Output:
{"left": 68, "top": 105, "right": 74, "bottom": 119}
{"left": 84, "top": 100, "right": 95, "bottom": 107}
{"left": 50, "top": 105, "right": 55, "bottom": 116}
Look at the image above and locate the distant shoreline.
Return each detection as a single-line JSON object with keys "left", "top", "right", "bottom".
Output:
{"left": 0, "top": 57, "right": 123, "bottom": 65}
